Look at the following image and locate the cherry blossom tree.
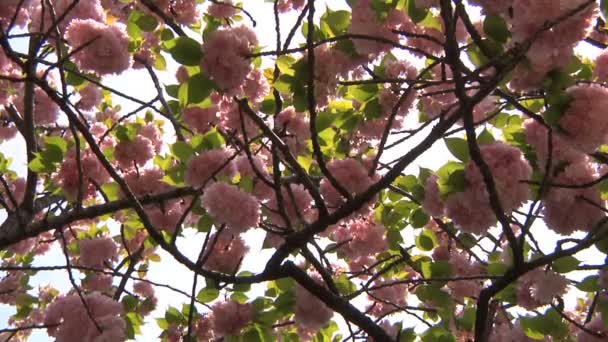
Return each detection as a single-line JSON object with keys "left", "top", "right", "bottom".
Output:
{"left": 2, "top": 0, "right": 608, "bottom": 341}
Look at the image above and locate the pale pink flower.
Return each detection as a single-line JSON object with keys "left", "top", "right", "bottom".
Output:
{"left": 277, "top": 0, "right": 306, "bottom": 12}
{"left": 422, "top": 175, "right": 444, "bottom": 218}
{"left": 77, "top": 84, "right": 103, "bottom": 111}
{"left": 82, "top": 274, "right": 113, "bottom": 292}
{"left": 445, "top": 142, "right": 532, "bottom": 234}
{"left": 348, "top": 0, "right": 398, "bottom": 56}
{"left": 30, "top": 0, "right": 106, "bottom": 33}
{"left": 201, "top": 26, "right": 257, "bottom": 91}
{"left": 207, "top": 0, "right": 238, "bottom": 18}
{"left": 114, "top": 136, "right": 155, "bottom": 169}
{"left": 242, "top": 68, "right": 270, "bottom": 103}
{"left": 295, "top": 275, "right": 333, "bottom": 331}
{"left": 523, "top": 118, "right": 586, "bottom": 169}
{"left": 44, "top": 292, "right": 125, "bottom": 342}
{"left": 139, "top": 124, "right": 162, "bottom": 153}
{"left": 333, "top": 218, "right": 387, "bottom": 260}
{"left": 211, "top": 300, "right": 253, "bottom": 337}
{"left": 577, "top": 317, "right": 608, "bottom": 342}
{"left": 65, "top": 20, "right": 131, "bottom": 75}
{"left": 185, "top": 149, "right": 237, "bottom": 187}
{"left": 366, "top": 278, "right": 408, "bottom": 316}
{"left": 319, "top": 158, "right": 375, "bottom": 208}
{"left": 594, "top": 49, "right": 608, "bottom": 82}
{"left": 268, "top": 184, "right": 315, "bottom": 227}
{"left": 275, "top": 106, "right": 310, "bottom": 155}
{"left": 543, "top": 162, "right": 606, "bottom": 235}
{"left": 516, "top": 268, "right": 568, "bottom": 309}
{"left": 0, "top": 0, "right": 30, "bottom": 28}
{"left": 558, "top": 84, "right": 608, "bottom": 153}
{"left": 201, "top": 182, "right": 260, "bottom": 232}
{"left": 79, "top": 237, "right": 118, "bottom": 268}
{"left": 447, "top": 251, "right": 483, "bottom": 299}
{"left": 183, "top": 105, "right": 220, "bottom": 134}
{"left": 123, "top": 168, "right": 171, "bottom": 197}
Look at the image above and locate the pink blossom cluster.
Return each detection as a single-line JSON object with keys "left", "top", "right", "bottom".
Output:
{"left": 332, "top": 217, "right": 387, "bottom": 261}
{"left": 267, "top": 184, "right": 315, "bottom": 228}
{"left": 235, "top": 154, "right": 274, "bottom": 200}
{"left": 516, "top": 268, "right": 569, "bottom": 309}
{"left": 594, "top": 49, "right": 608, "bottom": 82}
{"left": 183, "top": 105, "right": 220, "bottom": 134}
{"left": 201, "top": 182, "right": 260, "bottom": 233}
{"left": 557, "top": 84, "right": 608, "bottom": 153}
{"left": 207, "top": 0, "right": 238, "bottom": 18}
{"left": 211, "top": 300, "right": 254, "bottom": 337}
{"left": 154, "top": 0, "right": 201, "bottom": 26}
{"left": 295, "top": 274, "right": 334, "bottom": 335}
{"left": 201, "top": 232, "right": 248, "bottom": 273}
{"left": 65, "top": 19, "right": 131, "bottom": 76}
{"left": 201, "top": 25, "right": 258, "bottom": 92}
{"left": 543, "top": 162, "right": 605, "bottom": 235}
{"left": 78, "top": 237, "right": 118, "bottom": 268}
{"left": 309, "top": 45, "right": 360, "bottom": 108}
{"left": 425, "top": 142, "right": 532, "bottom": 234}
{"left": 508, "top": 0, "right": 597, "bottom": 90}
{"left": 29, "top": 0, "right": 106, "bottom": 35}
{"left": 348, "top": 0, "right": 399, "bottom": 57}
{"left": 319, "top": 158, "right": 375, "bottom": 210}
{"left": 114, "top": 135, "right": 155, "bottom": 169}
{"left": 275, "top": 106, "right": 310, "bottom": 155}
{"left": 55, "top": 149, "right": 111, "bottom": 201}
{"left": 577, "top": 316, "right": 608, "bottom": 342}
{"left": 44, "top": 292, "right": 125, "bottom": 342}
{"left": 447, "top": 251, "right": 483, "bottom": 299}
{"left": 366, "top": 278, "right": 408, "bottom": 317}
{"left": 277, "top": 0, "right": 306, "bottom": 13}
{"left": 185, "top": 148, "right": 237, "bottom": 187}
{"left": 0, "top": 0, "right": 30, "bottom": 29}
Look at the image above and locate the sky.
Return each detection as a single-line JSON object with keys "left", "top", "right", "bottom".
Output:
{"left": 0, "top": 1, "right": 607, "bottom": 341}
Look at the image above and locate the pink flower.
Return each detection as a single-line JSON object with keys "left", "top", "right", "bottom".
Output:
{"left": 319, "top": 158, "right": 375, "bottom": 209}
{"left": 145, "top": 202, "right": 184, "bottom": 234}
{"left": 133, "top": 281, "right": 155, "bottom": 298}
{"left": 366, "top": 278, "right": 408, "bottom": 316}
{"left": 275, "top": 106, "right": 310, "bottom": 155}
{"left": 348, "top": 0, "right": 399, "bottom": 56}
{"left": 243, "top": 68, "right": 270, "bottom": 103}
{"left": 123, "top": 168, "right": 171, "bottom": 197}
{"left": 201, "top": 182, "right": 260, "bottom": 232}
{"left": 468, "top": 0, "right": 512, "bottom": 15}
{"left": 207, "top": 0, "right": 238, "bottom": 18}
{"left": 114, "top": 136, "right": 155, "bottom": 169}
{"left": 577, "top": 317, "right": 608, "bottom": 342}
{"left": 44, "top": 292, "right": 125, "bottom": 342}
{"left": 277, "top": 0, "right": 306, "bottom": 12}
{"left": 594, "top": 49, "right": 608, "bottom": 82}
{"left": 0, "top": 0, "right": 30, "bottom": 28}
{"left": 79, "top": 237, "right": 118, "bottom": 268}
{"left": 447, "top": 251, "right": 483, "bottom": 299}
{"left": 267, "top": 184, "right": 316, "bottom": 227}
{"left": 82, "top": 274, "right": 113, "bottom": 292}
{"left": 77, "top": 83, "right": 103, "bottom": 111}
{"left": 201, "top": 26, "right": 257, "bottom": 91}
{"left": 211, "top": 300, "right": 253, "bottom": 337}
{"left": 30, "top": 0, "right": 106, "bottom": 33}
{"left": 523, "top": 118, "right": 586, "bottom": 169}
{"left": 422, "top": 175, "right": 445, "bottom": 217}
{"left": 295, "top": 275, "right": 333, "bottom": 331}
{"left": 185, "top": 149, "right": 237, "bottom": 187}
{"left": 65, "top": 19, "right": 131, "bottom": 75}
{"left": 183, "top": 105, "right": 220, "bottom": 134}
{"left": 516, "top": 268, "right": 568, "bottom": 310}
{"left": 543, "top": 162, "right": 606, "bottom": 235}
{"left": 445, "top": 142, "right": 532, "bottom": 234}
{"left": 333, "top": 217, "right": 387, "bottom": 260}
{"left": 558, "top": 84, "right": 608, "bottom": 153}
{"left": 201, "top": 232, "right": 248, "bottom": 272}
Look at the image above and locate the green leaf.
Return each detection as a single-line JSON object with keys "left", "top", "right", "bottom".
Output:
{"left": 483, "top": 15, "right": 510, "bottom": 43}
{"left": 347, "top": 84, "right": 378, "bottom": 103}
{"left": 416, "top": 229, "right": 437, "bottom": 251}
{"left": 136, "top": 13, "right": 158, "bottom": 32}
{"left": 335, "top": 274, "right": 357, "bottom": 296}
{"left": 192, "top": 128, "right": 226, "bottom": 151}
{"left": 410, "top": 207, "right": 429, "bottom": 228}
{"left": 406, "top": 0, "right": 428, "bottom": 23}
{"left": 316, "top": 111, "right": 337, "bottom": 132}
{"left": 576, "top": 275, "right": 601, "bottom": 292}
{"left": 322, "top": 10, "right": 351, "bottom": 36}
{"left": 477, "top": 129, "right": 495, "bottom": 145}
{"left": 444, "top": 138, "right": 469, "bottom": 163}
{"left": 436, "top": 162, "right": 467, "bottom": 200}
{"left": 363, "top": 98, "right": 383, "bottom": 120}
{"left": 184, "top": 73, "right": 216, "bottom": 104}
{"left": 552, "top": 256, "right": 580, "bottom": 273}
{"left": 171, "top": 141, "right": 194, "bottom": 163}
{"left": 601, "top": 0, "right": 608, "bottom": 22}
{"left": 166, "top": 37, "right": 203, "bottom": 66}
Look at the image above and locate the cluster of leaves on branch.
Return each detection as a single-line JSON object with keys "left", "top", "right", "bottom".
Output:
{"left": 3, "top": 0, "right": 608, "bottom": 341}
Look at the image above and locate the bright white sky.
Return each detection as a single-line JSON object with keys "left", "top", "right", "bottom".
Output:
{"left": 0, "top": 1, "right": 606, "bottom": 341}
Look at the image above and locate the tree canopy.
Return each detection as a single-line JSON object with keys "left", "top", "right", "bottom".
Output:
{"left": 2, "top": 0, "right": 608, "bottom": 341}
